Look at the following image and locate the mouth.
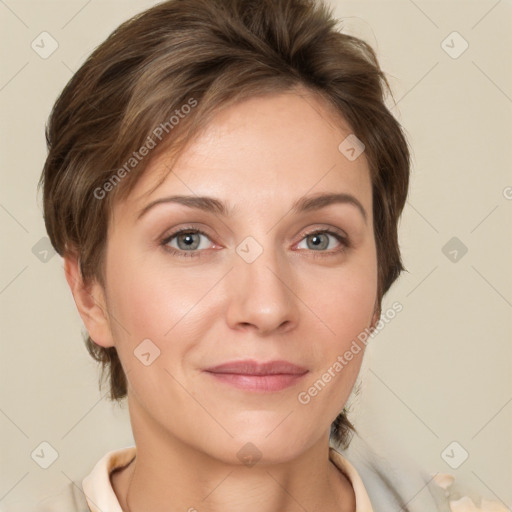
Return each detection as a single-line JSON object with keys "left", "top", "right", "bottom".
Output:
{"left": 203, "top": 359, "right": 309, "bottom": 392}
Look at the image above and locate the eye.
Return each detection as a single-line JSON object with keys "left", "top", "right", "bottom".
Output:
{"left": 161, "top": 228, "right": 214, "bottom": 258}
{"left": 296, "top": 228, "right": 349, "bottom": 256}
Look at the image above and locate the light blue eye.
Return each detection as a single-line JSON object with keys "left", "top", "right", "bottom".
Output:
{"left": 165, "top": 231, "right": 212, "bottom": 251}
{"left": 296, "top": 231, "right": 343, "bottom": 251}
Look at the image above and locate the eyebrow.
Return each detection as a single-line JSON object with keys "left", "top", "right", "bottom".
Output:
{"left": 136, "top": 192, "right": 367, "bottom": 224}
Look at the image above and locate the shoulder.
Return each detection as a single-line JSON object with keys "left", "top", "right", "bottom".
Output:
{"left": 333, "top": 434, "right": 507, "bottom": 512}
{"left": 1, "top": 445, "right": 136, "bottom": 512}
{"left": 0, "top": 481, "right": 90, "bottom": 512}
{"left": 331, "top": 435, "right": 442, "bottom": 511}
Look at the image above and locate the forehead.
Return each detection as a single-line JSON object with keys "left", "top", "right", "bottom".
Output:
{"left": 115, "top": 91, "right": 372, "bottom": 223}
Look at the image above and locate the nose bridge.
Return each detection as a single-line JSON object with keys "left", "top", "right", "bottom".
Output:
{"left": 226, "top": 232, "right": 298, "bottom": 333}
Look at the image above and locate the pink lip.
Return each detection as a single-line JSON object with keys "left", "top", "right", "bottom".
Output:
{"left": 203, "top": 359, "right": 309, "bottom": 392}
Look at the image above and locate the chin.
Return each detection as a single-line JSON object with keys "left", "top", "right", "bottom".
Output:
{"left": 204, "top": 425, "right": 315, "bottom": 466}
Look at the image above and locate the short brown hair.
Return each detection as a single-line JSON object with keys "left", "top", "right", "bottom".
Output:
{"left": 39, "top": 0, "right": 410, "bottom": 450}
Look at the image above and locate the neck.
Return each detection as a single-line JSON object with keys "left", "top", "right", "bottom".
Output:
{"left": 112, "top": 395, "right": 356, "bottom": 512}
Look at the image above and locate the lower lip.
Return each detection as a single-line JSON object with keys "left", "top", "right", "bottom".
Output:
{"left": 205, "top": 372, "right": 307, "bottom": 392}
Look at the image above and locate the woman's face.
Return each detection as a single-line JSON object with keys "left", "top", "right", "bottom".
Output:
{"left": 99, "top": 90, "right": 379, "bottom": 463}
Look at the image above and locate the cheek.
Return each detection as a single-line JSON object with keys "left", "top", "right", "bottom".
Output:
{"left": 295, "top": 262, "right": 376, "bottom": 426}
{"left": 106, "top": 248, "right": 208, "bottom": 341}
{"left": 327, "top": 273, "right": 376, "bottom": 346}
{"left": 305, "top": 250, "right": 378, "bottom": 355}
{"left": 104, "top": 254, "right": 212, "bottom": 398}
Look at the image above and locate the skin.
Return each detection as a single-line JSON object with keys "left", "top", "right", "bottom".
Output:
{"left": 65, "top": 88, "right": 380, "bottom": 512}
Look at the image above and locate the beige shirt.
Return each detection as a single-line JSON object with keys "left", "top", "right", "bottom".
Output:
{"left": 80, "top": 445, "right": 374, "bottom": 512}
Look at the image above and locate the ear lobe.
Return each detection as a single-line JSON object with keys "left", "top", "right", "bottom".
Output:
{"left": 63, "top": 254, "right": 115, "bottom": 349}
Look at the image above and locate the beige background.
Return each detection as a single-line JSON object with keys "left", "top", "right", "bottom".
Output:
{"left": 1, "top": 0, "right": 511, "bottom": 509}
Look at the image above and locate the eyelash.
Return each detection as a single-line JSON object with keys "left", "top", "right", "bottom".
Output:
{"left": 160, "top": 226, "right": 350, "bottom": 259}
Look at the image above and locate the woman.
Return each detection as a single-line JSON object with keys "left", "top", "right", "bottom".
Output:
{"left": 35, "top": 0, "right": 479, "bottom": 511}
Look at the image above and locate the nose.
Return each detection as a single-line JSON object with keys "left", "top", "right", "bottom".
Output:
{"left": 225, "top": 240, "right": 299, "bottom": 336}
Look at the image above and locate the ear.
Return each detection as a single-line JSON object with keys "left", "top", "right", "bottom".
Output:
{"left": 63, "top": 253, "right": 115, "bottom": 348}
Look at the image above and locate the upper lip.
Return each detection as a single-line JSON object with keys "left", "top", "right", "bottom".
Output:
{"left": 204, "top": 359, "right": 308, "bottom": 375}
